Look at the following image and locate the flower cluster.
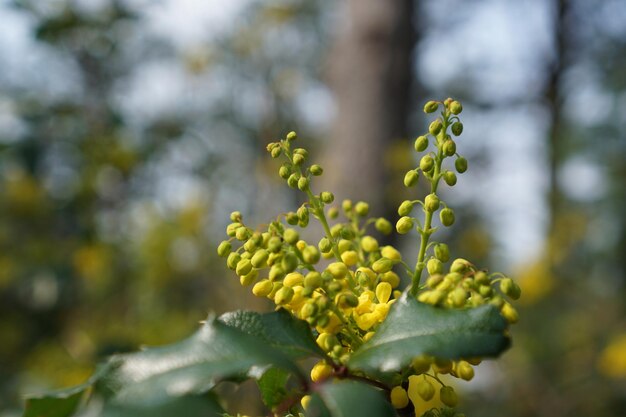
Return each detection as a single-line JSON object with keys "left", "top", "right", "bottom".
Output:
{"left": 217, "top": 99, "right": 520, "bottom": 417}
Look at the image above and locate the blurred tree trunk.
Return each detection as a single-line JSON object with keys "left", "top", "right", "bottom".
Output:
{"left": 322, "top": 0, "right": 415, "bottom": 218}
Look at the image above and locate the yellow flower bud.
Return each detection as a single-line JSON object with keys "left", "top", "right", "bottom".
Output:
{"left": 297, "top": 176, "right": 309, "bottom": 191}
{"left": 443, "top": 138, "right": 457, "bottom": 156}
{"left": 284, "top": 272, "right": 304, "bottom": 287}
{"left": 286, "top": 131, "right": 297, "bottom": 141}
{"left": 427, "top": 258, "right": 443, "bottom": 275}
{"left": 327, "top": 207, "right": 339, "bottom": 219}
{"left": 327, "top": 262, "right": 349, "bottom": 279}
{"left": 433, "top": 243, "right": 450, "bottom": 262}
{"left": 439, "top": 386, "right": 458, "bottom": 407}
{"left": 235, "top": 226, "right": 250, "bottom": 241}
{"left": 396, "top": 216, "right": 414, "bottom": 234}
{"left": 414, "top": 135, "right": 429, "bottom": 152}
{"left": 279, "top": 164, "right": 292, "bottom": 179}
{"left": 252, "top": 279, "right": 273, "bottom": 297}
{"left": 424, "top": 193, "right": 440, "bottom": 212}
{"left": 320, "top": 191, "right": 334, "bottom": 203}
{"left": 381, "top": 246, "right": 402, "bottom": 261}
{"left": 217, "top": 241, "right": 232, "bottom": 257}
{"left": 281, "top": 252, "right": 299, "bottom": 273}
{"left": 404, "top": 170, "right": 419, "bottom": 187}
{"left": 292, "top": 153, "right": 305, "bottom": 166}
{"left": 398, "top": 200, "right": 414, "bottom": 216}
{"left": 372, "top": 257, "right": 393, "bottom": 274}
{"left": 340, "top": 250, "right": 359, "bottom": 266}
{"left": 500, "top": 277, "right": 521, "bottom": 300}
{"left": 302, "top": 246, "right": 320, "bottom": 264}
{"left": 501, "top": 302, "right": 519, "bottom": 323}
{"left": 376, "top": 282, "right": 392, "bottom": 304}
{"left": 236, "top": 259, "right": 253, "bottom": 276}
{"left": 250, "top": 249, "right": 269, "bottom": 268}
{"left": 337, "top": 239, "right": 353, "bottom": 253}
{"left": 341, "top": 199, "right": 353, "bottom": 212}
{"left": 337, "top": 292, "right": 359, "bottom": 309}
{"left": 474, "top": 271, "right": 490, "bottom": 285}
{"left": 373, "top": 218, "right": 391, "bottom": 235}
{"left": 391, "top": 386, "right": 409, "bottom": 409}
{"left": 304, "top": 271, "right": 323, "bottom": 288}
{"left": 381, "top": 271, "right": 400, "bottom": 288}
{"left": 424, "top": 100, "right": 439, "bottom": 113}
{"left": 283, "top": 228, "right": 299, "bottom": 244}
{"left": 310, "top": 164, "right": 323, "bottom": 176}
{"left": 360, "top": 236, "right": 379, "bottom": 253}
{"left": 226, "top": 222, "right": 241, "bottom": 237}
{"left": 301, "top": 395, "right": 311, "bottom": 410}
{"left": 287, "top": 173, "right": 299, "bottom": 188}
{"left": 300, "top": 301, "right": 317, "bottom": 319}
{"left": 433, "top": 358, "right": 453, "bottom": 374}
{"left": 450, "top": 258, "right": 471, "bottom": 273}
{"left": 450, "top": 100, "right": 463, "bottom": 115}
{"left": 443, "top": 170, "right": 457, "bottom": 186}
{"left": 226, "top": 252, "right": 241, "bottom": 270}
{"left": 429, "top": 119, "right": 443, "bottom": 135}
{"left": 420, "top": 155, "right": 435, "bottom": 172}
{"left": 270, "top": 146, "right": 282, "bottom": 158}
{"left": 450, "top": 287, "right": 468, "bottom": 307}
{"left": 355, "top": 201, "right": 369, "bottom": 216}
{"left": 317, "top": 237, "right": 332, "bottom": 253}
{"left": 275, "top": 286, "right": 294, "bottom": 305}
{"left": 440, "top": 207, "right": 455, "bottom": 227}
{"left": 455, "top": 360, "right": 474, "bottom": 381}
{"left": 240, "top": 269, "right": 258, "bottom": 286}
{"left": 269, "top": 261, "right": 286, "bottom": 279}
{"left": 310, "top": 361, "right": 333, "bottom": 382}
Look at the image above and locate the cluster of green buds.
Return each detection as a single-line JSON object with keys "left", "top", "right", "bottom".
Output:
{"left": 217, "top": 99, "right": 520, "bottom": 417}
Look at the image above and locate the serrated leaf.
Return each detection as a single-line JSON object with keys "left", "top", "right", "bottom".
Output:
{"left": 219, "top": 309, "right": 325, "bottom": 359}
{"left": 257, "top": 367, "right": 291, "bottom": 409}
{"left": 306, "top": 380, "right": 395, "bottom": 417}
{"left": 97, "top": 315, "right": 302, "bottom": 406}
{"left": 348, "top": 294, "right": 510, "bottom": 374}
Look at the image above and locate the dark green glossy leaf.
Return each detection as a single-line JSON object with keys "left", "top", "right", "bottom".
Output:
{"left": 349, "top": 295, "right": 510, "bottom": 374}
{"left": 219, "top": 309, "right": 325, "bottom": 359}
{"left": 97, "top": 315, "right": 302, "bottom": 406}
{"left": 306, "top": 380, "right": 395, "bottom": 417}
{"left": 257, "top": 367, "right": 291, "bottom": 410}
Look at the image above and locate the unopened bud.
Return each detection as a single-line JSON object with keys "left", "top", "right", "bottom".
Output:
{"left": 450, "top": 100, "right": 463, "bottom": 115}
{"left": 404, "top": 170, "right": 419, "bottom": 187}
{"left": 434, "top": 243, "right": 450, "bottom": 262}
{"left": 443, "top": 139, "right": 457, "bottom": 156}
{"left": 279, "top": 164, "right": 292, "bottom": 179}
{"left": 270, "top": 146, "right": 282, "bottom": 158}
{"left": 440, "top": 386, "right": 458, "bottom": 407}
{"left": 429, "top": 119, "right": 443, "bottom": 136}
{"left": 398, "top": 200, "right": 414, "bottom": 216}
{"left": 217, "top": 241, "right": 232, "bottom": 257}
{"left": 440, "top": 207, "right": 455, "bottom": 226}
{"left": 424, "top": 193, "right": 440, "bottom": 212}
{"left": 355, "top": 201, "right": 369, "bottom": 216}
{"left": 375, "top": 218, "right": 392, "bottom": 235}
{"left": 286, "top": 131, "right": 297, "bottom": 141}
{"left": 414, "top": 135, "right": 429, "bottom": 152}
{"left": 420, "top": 155, "right": 435, "bottom": 172}
{"left": 320, "top": 191, "right": 334, "bottom": 204}
{"left": 455, "top": 157, "right": 468, "bottom": 173}
{"left": 396, "top": 216, "right": 414, "bottom": 234}
{"left": 372, "top": 257, "right": 394, "bottom": 274}
{"left": 443, "top": 170, "right": 457, "bottom": 186}
{"left": 298, "top": 176, "right": 310, "bottom": 191}
{"left": 451, "top": 122, "right": 463, "bottom": 136}
{"left": 424, "top": 101, "right": 439, "bottom": 113}
{"left": 427, "top": 258, "right": 444, "bottom": 275}
{"left": 310, "top": 164, "right": 323, "bottom": 176}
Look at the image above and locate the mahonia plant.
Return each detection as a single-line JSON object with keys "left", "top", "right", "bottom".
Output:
{"left": 22, "top": 99, "right": 519, "bottom": 417}
{"left": 217, "top": 98, "right": 521, "bottom": 417}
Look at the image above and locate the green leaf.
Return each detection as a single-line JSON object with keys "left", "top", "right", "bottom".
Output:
{"left": 348, "top": 295, "right": 510, "bottom": 374}
{"left": 257, "top": 367, "right": 291, "bottom": 410}
{"left": 23, "top": 363, "right": 113, "bottom": 417}
{"left": 98, "top": 395, "right": 224, "bottom": 417}
{"left": 97, "top": 315, "right": 302, "bottom": 406}
{"left": 306, "top": 380, "right": 395, "bottom": 417}
{"left": 219, "top": 309, "right": 325, "bottom": 359}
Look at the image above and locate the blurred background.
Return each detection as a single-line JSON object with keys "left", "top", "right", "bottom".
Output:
{"left": 0, "top": 0, "right": 624, "bottom": 415}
